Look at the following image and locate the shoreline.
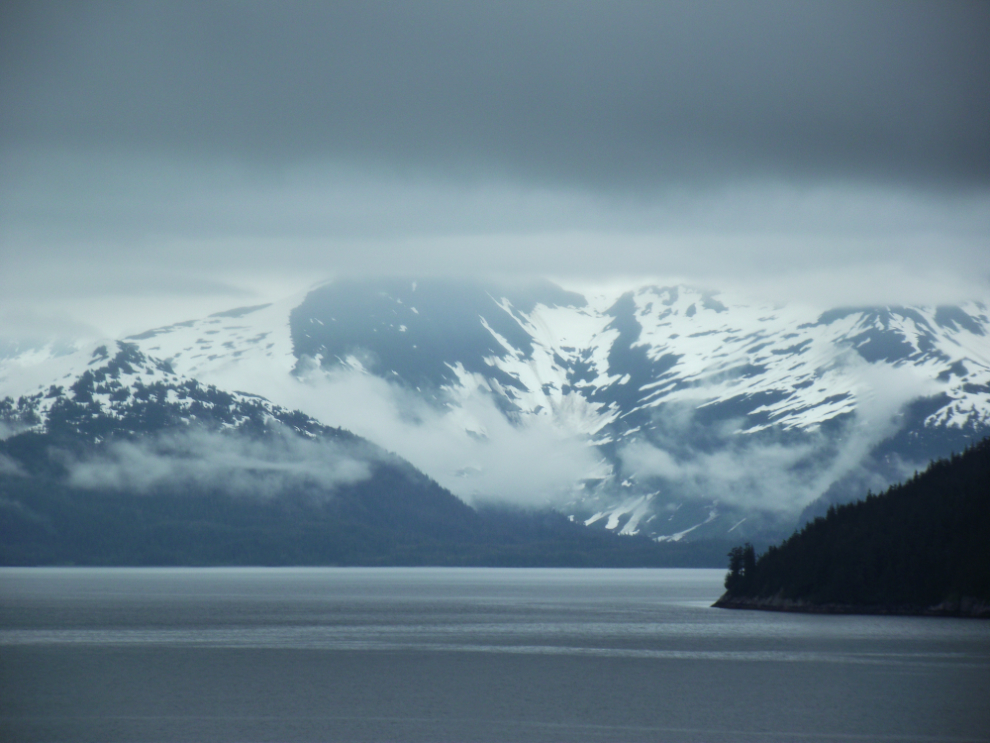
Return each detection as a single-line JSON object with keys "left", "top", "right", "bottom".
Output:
{"left": 712, "top": 593, "right": 990, "bottom": 619}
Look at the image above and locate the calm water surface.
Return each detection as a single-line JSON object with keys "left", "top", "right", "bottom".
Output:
{"left": 1, "top": 567, "right": 988, "bottom": 742}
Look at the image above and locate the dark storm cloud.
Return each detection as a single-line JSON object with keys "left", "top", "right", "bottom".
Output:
{"left": 1, "top": 1, "right": 988, "bottom": 335}
{"left": 2, "top": 0, "right": 988, "bottom": 190}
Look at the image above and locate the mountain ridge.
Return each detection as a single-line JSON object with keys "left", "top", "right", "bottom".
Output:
{"left": 1, "top": 341, "right": 715, "bottom": 566}
{"left": 3, "top": 279, "right": 989, "bottom": 548}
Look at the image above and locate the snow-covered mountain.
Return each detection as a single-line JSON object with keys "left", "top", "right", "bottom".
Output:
{"left": 0, "top": 341, "right": 698, "bottom": 566}
{"left": 4, "top": 279, "right": 989, "bottom": 545}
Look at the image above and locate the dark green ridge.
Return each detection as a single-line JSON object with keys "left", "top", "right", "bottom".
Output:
{"left": 715, "top": 437, "right": 990, "bottom": 617}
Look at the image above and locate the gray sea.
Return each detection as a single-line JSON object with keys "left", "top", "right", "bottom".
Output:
{"left": 1, "top": 567, "right": 988, "bottom": 742}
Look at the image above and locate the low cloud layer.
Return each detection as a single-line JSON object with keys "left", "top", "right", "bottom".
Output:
{"left": 0, "top": 452, "right": 24, "bottom": 476}
{"left": 618, "top": 357, "right": 940, "bottom": 514}
{"left": 177, "top": 341, "right": 946, "bottom": 516}
{"left": 1, "top": 2, "right": 988, "bottom": 337}
{"left": 65, "top": 427, "right": 372, "bottom": 497}
{"left": 192, "top": 358, "right": 602, "bottom": 509}
{"left": 292, "top": 365, "right": 603, "bottom": 508}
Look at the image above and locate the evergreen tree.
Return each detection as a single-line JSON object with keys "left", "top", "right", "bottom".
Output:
{"left": 719, "top": 438, "right": 990, "bottom": 613}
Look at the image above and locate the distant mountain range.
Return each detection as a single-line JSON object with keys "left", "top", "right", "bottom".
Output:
{"left": 2, "top": 279, "right": 989, "bottom": 556}
{"left": 0, "top": 342, "right": 697, "bottom": 566}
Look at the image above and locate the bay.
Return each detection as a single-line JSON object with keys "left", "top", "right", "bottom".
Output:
{"left": 1, "top": 567, "right": 988, "bottom": 742}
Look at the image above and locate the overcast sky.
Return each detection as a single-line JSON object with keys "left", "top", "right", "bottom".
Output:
{"left": 1, "top": 0, "right": 988, "bottom": 339}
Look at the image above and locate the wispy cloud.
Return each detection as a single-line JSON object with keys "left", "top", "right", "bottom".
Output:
{"left": 618, "top": 355, "right": 939, "bottom": 514}
{"left": 64, "top": 427, "right": 372, "bottom": 496}
{"left": 0, "top": 452, "right": 25, "bottom": 476}
{"left": 198, "top": 356, "right": 602, "bottom": 508}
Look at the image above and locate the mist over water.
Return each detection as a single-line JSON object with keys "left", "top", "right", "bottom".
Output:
{"left": 2, "top": 568, "right": 988, "bottom": 742}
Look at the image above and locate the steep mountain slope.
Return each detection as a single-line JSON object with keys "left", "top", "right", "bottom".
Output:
{"left": 284, "top": 280, "right": 989, "bottom": 541}
{"left": 4, "top": 279, "right": 989, "bottom": 547}
{"left": 289, "top": 280, "right": 989, "bottom": 437}
{"left": 0, "top": 342, "right": 693, "bottom": 566}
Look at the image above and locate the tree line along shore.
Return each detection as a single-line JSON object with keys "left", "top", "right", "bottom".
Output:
{"left": 715, "top": 437, "right": 990, "bottom": 618}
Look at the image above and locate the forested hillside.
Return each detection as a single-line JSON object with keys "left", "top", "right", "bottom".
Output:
{"left": 715, "top": 437, "right": 990, "bottom": 617}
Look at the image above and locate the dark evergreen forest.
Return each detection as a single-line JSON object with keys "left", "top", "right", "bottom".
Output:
{"left": 718, "top": 437, "right": 990, "bottom": 615}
